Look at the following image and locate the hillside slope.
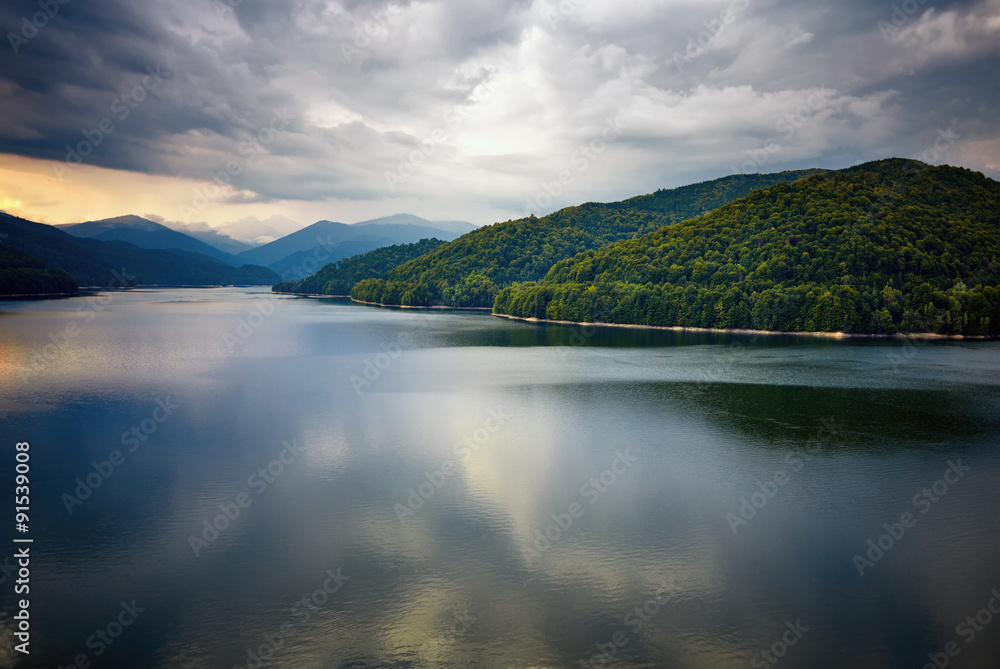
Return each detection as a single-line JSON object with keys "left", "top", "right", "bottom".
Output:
{"left": 60, "top": 216, "right": 241, "bottom": 265}
{"left": 0, "top": 244, "right": 78, "bottom": 296}
{"left": 239, "top": 217, "right": 471, "bottom": 268}
{"left": 273, "top": 238, "right": 447, "bottom": 295}
{"left": 494, "top": 160, "right": 1000, "bottom": 336}
{"left": 0, "top": 213, "right": 277, "bottom": 286}
{"left": 350, "top": 169, "right": 827, "bottom": 308}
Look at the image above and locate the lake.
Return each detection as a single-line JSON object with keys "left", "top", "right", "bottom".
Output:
{"left": 1, "top": 287, "right": 999, "bottom": 668}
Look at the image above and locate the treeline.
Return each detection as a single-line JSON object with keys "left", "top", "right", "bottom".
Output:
{"left": 495, "top": 160, "right": 1000, "bottom": 336}
{"left": 273, "top": 238, "right": 445, "bottom": 295}
{"left": 347, "top": 170, "right": 826, "bottom": 307}
{"left": 0, "top": 244, "right": 78, "bottom": 295}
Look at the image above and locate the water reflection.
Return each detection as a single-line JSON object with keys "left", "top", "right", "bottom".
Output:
{"left": 0, "top": 288, "right": 998, "bottom": 668}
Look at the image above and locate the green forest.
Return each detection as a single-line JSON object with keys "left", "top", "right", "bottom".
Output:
{"left": 273, "top": 238, "right": 446, "bottom": 295}
{"left": 0, "top": 243, "right": 79, "bottom": 295}
{"left": 494, "top": 160, "right": 1000, "bottom": 336}
{"left": 349, "top": 170, "right": 825, "bottom": 307}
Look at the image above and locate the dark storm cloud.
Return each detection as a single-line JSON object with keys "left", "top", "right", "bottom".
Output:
{"left": 1, "top": 0, "right": 997, "bottom": 214}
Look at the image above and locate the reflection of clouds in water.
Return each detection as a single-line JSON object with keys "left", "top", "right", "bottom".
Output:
{"left": 4, "top": 289, "right": 1000, "bottom": 667}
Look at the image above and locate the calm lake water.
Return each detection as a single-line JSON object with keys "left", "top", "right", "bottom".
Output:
{"left": 1, "top": 287, "right": 999, "bottom": 668}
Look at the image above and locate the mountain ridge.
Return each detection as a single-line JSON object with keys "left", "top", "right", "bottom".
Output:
{"left": 493, "top": 159, "right": 1000, "bottom": 336}
{"left": 349, "top": 168, "right": 828, "bottom": 307}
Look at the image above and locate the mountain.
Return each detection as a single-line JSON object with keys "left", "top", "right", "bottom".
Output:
{"left": 160, "top": 223, "right": 256, "bottom": 255}
{"left": 0, "top": 243, "right": 78, "bottom": 296}
{"left": 274, "top": 238, "right": 448, "bottom": 295}
{"left": 238, "top": 217, "right": 474, "bottom": 268}
{"left": 494, "top": 159, "right": 1000, "bottom": 336}
{"left": 350, "top": 169, "right": 828, "bottom": 307}
{"left": 269, "top": 239, "right": 396, "bottom": 281}
{"left": 58, "top": 215, "right": 242, "bottom": 265}
{"left": 353, "top": 214, "right": 477, "bottom": 235}
{"left": 1, "top": 212, "right": 122, "bottom": 286}
{"left": 0, "top": 213, "right": 278, "bottom": 286}
{"left": 217, "top": 215, "right": 301, "bottom": 245}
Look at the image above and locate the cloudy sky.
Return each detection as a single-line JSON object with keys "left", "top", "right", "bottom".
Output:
{"left": 1, "top": 0, "right": 998, "bottom": 230}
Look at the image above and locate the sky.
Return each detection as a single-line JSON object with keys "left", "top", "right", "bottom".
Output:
{"left": 0, "top": 0, "right": 998, "bottom": 231}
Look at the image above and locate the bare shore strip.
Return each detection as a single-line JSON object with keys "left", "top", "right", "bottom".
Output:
{"left": 491, "top": 312, "right": 991, "bottom": 340}
{"left": 274, "top": 292, "right": 493, "bottom": 310}
{"left": 270, "top": 292, "right": 991, "bottom": 339}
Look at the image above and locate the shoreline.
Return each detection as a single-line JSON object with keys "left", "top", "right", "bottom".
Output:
{"left": 0, "top": 291, "right": 78, "bottom": 299}
{"left": 269, "top": 291, "right": 493, "bottom": 310}
{"left": 350, "top": 298, "right": 492, "bottom": 310}
{"left": 271, "top": 291, "right": 350, "bottom": 297}
{"left": 490, "top": 313, "right": 991, "bottom": 340}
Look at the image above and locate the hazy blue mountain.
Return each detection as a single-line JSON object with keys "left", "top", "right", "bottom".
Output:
{"left": 269, "top": 239, "right": 398, "bottom": 280}
{"left": 217, "top": 215, "right": 301, "bottom": 245}
{"left": 353, "top": 214, "right": 477, "bottom": 235}
{"left": 237, "top": 217, "right": 473, "bottom": 268}
{"left": 0, "top": 212, "right": 277, "bottom": 286}
{"left": 166, "top": 225, "right": 256, "bottom": 255}
{"left": 59, "top": 215, "right": 242, "bottom": 265}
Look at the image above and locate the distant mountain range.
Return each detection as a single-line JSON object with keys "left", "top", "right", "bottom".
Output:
{"left": 168, "top": 215, "right": 303, "bottom": 248}
{"left": 2, "top": 212, "right": 476, "bottom": 288}
{"left": 236, "top": 214, "right": 476, "bottom": 277}
{"left": 1, "top": 213, "right": 277, "bottom": 287}
{"left": 57, "top": 216, "right": 243, "bottom": 265}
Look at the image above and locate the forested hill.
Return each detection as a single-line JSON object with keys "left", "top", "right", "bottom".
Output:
{"left": 494, "top": 159, "right": 1000, "bottom": 336}
{"left": 349, "top": 169, "right": 827, "bottom": 307}
{"left": 272, "top": 238, "right": 446, "bottom": 295}
{"left": 1, "top": 244, "right": 78, "bottom": 296}
{"left": 0, "top": 212, "right": 278, "bottom": 287}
